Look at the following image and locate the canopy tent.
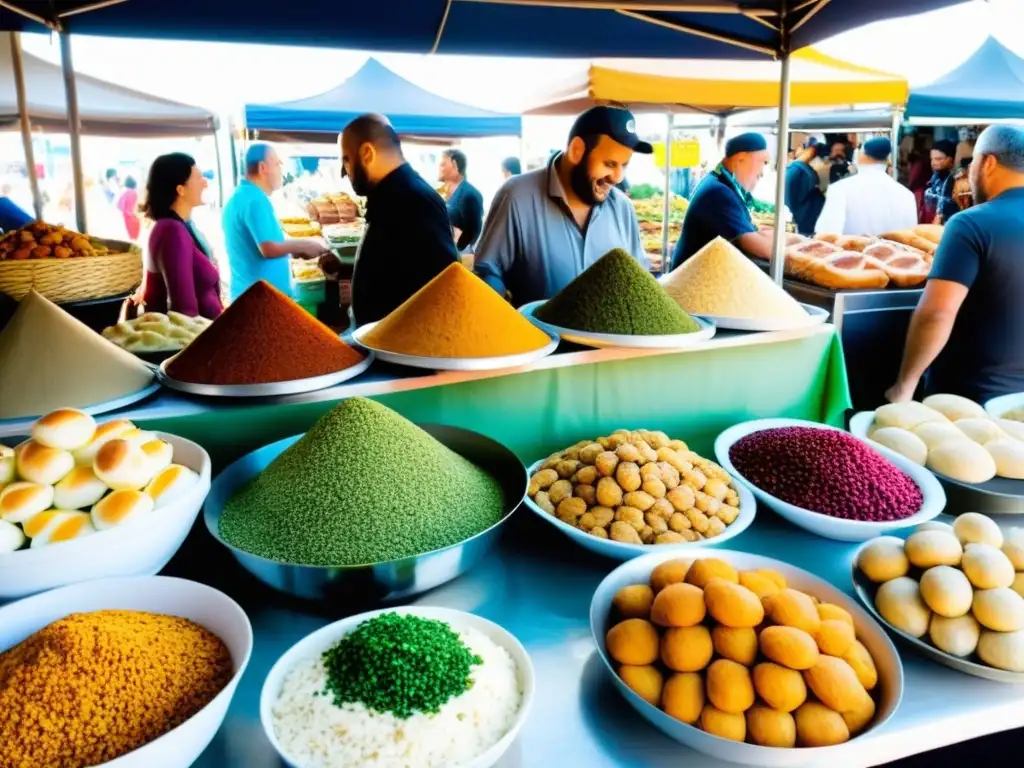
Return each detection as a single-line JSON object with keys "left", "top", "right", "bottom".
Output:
{"left": 728, "top": 106, "right": 897, "bottom": 132}
{"left": 527, "top": 48, "right": 907, "bottom": 116}
{"left": 0, "top": 33, "right": 215, "bottom": 136}
{"left": 907, "top": 36, "right": 1024, "bottom": 123}
{"left": 245, "top": 58, "right": 520, "bottom": 142}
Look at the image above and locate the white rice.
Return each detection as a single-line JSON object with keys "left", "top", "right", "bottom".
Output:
{"left": 272, "top": 625, "right": 522, "bottom": 768}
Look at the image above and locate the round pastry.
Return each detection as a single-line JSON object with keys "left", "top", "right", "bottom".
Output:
{"left": 922, "top": 394, "right": 988, "bottom": 422}
{"left": 977, "top": 629, "right": 1024, "bottom": 672}
{"left": 955, "top": 418, "right": 1006, "bottom": 446}
{"left": 904, "top": 530, "right": 963, "bottom": 569}
{"left": 0, "top": 518, "right": 25, "bottom": 554}
{"left": 874, "top": 402, "right": 948, "bottom": 431}
{"left": 961, "top": 543, "right": 1015, "bottom": 590}
{"left": 985, "top": 438, "right": 1024, "bottom": 479}
{"left": 0, "top": 481, "right": 55, "bottom": 523}
{"left": 91, "top": 489, "right": 155, "bottom": 531}
{"left": 953, "top": 512, "right": 1004, "bottom": 548}
{"left": 1002, "top": 530, "right": 1024, "bottom": 570}
{"left": 927, "top": 440, "right": 998, "bottom": 484}
{"left": 870, "top": 427, "right": 928, "bottom": 465}
{"left": 916, "top": 520, "right": 955, "bottom": 535}
{"left": 31, "top": 408, "right": 97, "bottom": 451}
{"left": 972, "top": 587, "right": 1024, "bottom": 632}
{"left": 119, "top": 428, "right": 158, "bottom": 450}
{"left": 875, "top": 576, "right": 931, "bottom": 637}
{"left": 93, "top": 439, "right": 153, "bottom": 491}
{"left": 996, "top": 419, "right": 1024, "bottom": 443}
{"left": 929, "top": 614, "right": 981, "bottom": 657}
{"left": 53, "top": 466, "right": 108, "bottom": 510}
{"left": 72, "top": 419, "right": 136, "bottom": 466}
{"left": 919, "top": 565, "right": 973, "bottom": 617}
{"left": 140, "top": 439, "right": 174, "bottom": 475}
{"left": 15, "top": 441, "right": 74, "bottom": 486}
{"left": 144, "top": 464, "right": 199, "bottom": 509}
{"left": 0, "top": 444, "right": 13, "bottom": 488}
{"left": 22, "top": 510, "right": 97, "bottom": 549}
{"left": 857, "top": 537, "right": 910, "bottom": 583}
{"left": 913, "top": 421, "right": 970, "bottom": 450}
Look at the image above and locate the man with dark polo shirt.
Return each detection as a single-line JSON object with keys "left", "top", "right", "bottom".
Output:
{"left": 671, "top": 133, "right": 776, "bottom": 268}
{"left": 439, "top": 148, "right": 483, "bottom": 252}
{"left": 473, "top": 106, "right": 648, "bottom": 305}
{"left": 330, "top": 114, "right": 457, "bottom": 326}
{"left": 887, "top": 125, "right": 1024, "bottom": 404}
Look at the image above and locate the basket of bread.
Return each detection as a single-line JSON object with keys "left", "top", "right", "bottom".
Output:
{"left": 102, "top": 312, "right": 210, "bottom": 364}
{"left": 0, "top": 222, "right": 141, "bottom": 303}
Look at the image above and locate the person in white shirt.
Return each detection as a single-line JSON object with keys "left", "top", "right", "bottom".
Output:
{"left": 814, "top": 137, "right": 917, "bottom": 236}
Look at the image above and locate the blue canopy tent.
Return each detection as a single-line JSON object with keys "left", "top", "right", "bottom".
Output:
{"left": 907, "top": 36, "right": 1024, "bottom": 123}
{"left": 244, "top": 58, "right": 521, "bottom": 142}
{"left": 0, "top": 0, "right": 967, "bottom": 281}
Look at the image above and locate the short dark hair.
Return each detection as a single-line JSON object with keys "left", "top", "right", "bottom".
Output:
{"left": 443, "top": 148, "right": 467, "bottom": 176}
{"left": 501, "top": 157, "right": 521, "bottom": 176}
{"left": 105, "top": 168, "right": 118, "bottom": 181}
{"left": 140, "top": 153, "right": 196, "bottom": 220}
{"left": 124, "top": 175, "right": 137, "bottom": 190}
{"left": 344, "top": 114, "right": 403, "bottom": 155}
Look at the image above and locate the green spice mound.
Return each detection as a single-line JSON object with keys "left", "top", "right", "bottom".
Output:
{"left": 535, "top": 248, "right": 700, "bottom": 335}
{"left": 321, "top": 612, "right": 482, "bottom": 719}
{"left": 219, "top": 397, "right": 505, "bottom": 565}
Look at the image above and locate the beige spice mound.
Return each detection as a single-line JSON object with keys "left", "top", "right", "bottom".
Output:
{"left": 662, "top": 237, "right": 808, "bottom": 321}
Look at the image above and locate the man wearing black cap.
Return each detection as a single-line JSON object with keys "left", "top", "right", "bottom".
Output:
{"left": 815, "top": 137, "right": 917, "bottom": 236}
{"left": 671, "top": 132, "right": 775, "bottom": 268}
{"left": 785, "top": 136, "right": 827, "bottom": 236}
{"left": 924, "top": 139, "right": 960, "bottom": 223}
{"left": 473, "top": 106, "right": 648, "bottom": 305}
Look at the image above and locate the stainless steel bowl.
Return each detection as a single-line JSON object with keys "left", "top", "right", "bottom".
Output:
{"left": 203, "top": 423, "right": 526, "bottom": 602}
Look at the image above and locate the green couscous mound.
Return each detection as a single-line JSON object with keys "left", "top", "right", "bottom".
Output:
{"left": 220, "top": 397, "right": 505, "bottom": 566}
{"left": 535, "top": 248, "right": 701, "bottom": 335}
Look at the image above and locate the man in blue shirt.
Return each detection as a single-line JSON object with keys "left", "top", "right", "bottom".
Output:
{"left": 438, "top": 149, "right": 483, "bottom": 252}
{"left": 221, "top": 144, "right": 325, "bottom": 300}
{"left": 924, "top": 139, "right": 960, "bottom": 224}
{"left": 672, "top": 133, "right": 776, "bottom": 269}
{"left": 888, "top": 125, "right": 1024, "bottom": 404}
{"left": 785, "top": 137, "right": 826, "bottom": 236}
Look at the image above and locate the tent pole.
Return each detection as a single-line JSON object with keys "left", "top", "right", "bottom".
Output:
{"left": 890, "top": 106, "right": 903, "bottom": 182}
{"left": 59, "top": 31, "right": 86, "bottom": 233}
{"left": 770, "top": 51, "right": 792, "bottom": 286}
{"left": 9, "top": 32, "right": 42, "bottom": 220}
{"left": 661, "top": 110, "right": 672, "bottom": 274}
{"left": 213, "top": 127, "right": 225, "bottom": 208}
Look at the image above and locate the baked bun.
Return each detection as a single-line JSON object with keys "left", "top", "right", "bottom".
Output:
{"left": 0, "top": 445, "right": 14, "bottom": 488}
{"left": 22, "top": 510, "right": 97, "bottom": 549}
{"left": 140, "top": 439, "right": 174, "bottom": 474}
{"left": 72, "top": 419, "right": 135, "bottom": 466}
{"left": 93, "top": 439, "right": 153, "bottom": 491}
{"left": 119, "top": 428, "right": 158, "bottom": 450}
{"left": 15, "top": 440, "right": 75, "bottom": 486}
{"left": 53, "top": 466, "right": 109, "bottom": 510}
{"left": 31, "top": 408, "right": 97, "bottom": 451}
{"left": 91, "top": 489, "right": 155, "bottom": 530}
{"left": 0, "top": 518, "right": 25, "bottom": 553}
{"left": 145, "top": 464, "right": 199, "bottom": 509}
{"left": 0, "top": 481, "right": 55, "bottom": 523}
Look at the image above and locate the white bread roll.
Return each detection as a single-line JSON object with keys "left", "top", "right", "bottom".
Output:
{"left": 93, "top": 439, "right": 153, "bottom": 491}
{"left": 22, "top": 510, "right": 96, "bottom": 548}
{"left": 996, "top": 418, "right": 1024, "bottom": 443}
{"left": 0, "top": 518, "right": 25, "bottom": 553}
{"left": 145, "top": 464, "right": 199, "bottom": 509}
{"left": 140, "top": 439, "right": 174, "bottom": 475}
{"left": 956, "top": 418, "right": 1006, "bottom": 445}
{"left": 922, "top": 394, "right": 988, "bottom": 422}
{"left": 53, "top": 466, "right": 109, "bottom": 510}
{"left": 0, "top": 444, "right": 14, "bottom": 488}
{"left": 0, "top": 481, "right": 54, "bottom": 523}
{"left": 31, "top": 408, "right": 97, "bottom": 451}
{"left": 119, "top": 428, "right": 158, "bottom": 450}
{"left": 91, "top": 489, "right": 154, "bottom": 530}
{"left": 72, "top": 419, "right": 135, "bottom": 466}
{"left": 15, "top": 441, "right": 75, "bottom": 486}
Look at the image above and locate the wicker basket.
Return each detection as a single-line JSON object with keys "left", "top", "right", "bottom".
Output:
{"left": 0, "top": 247, "right": 142, "bottom": 304}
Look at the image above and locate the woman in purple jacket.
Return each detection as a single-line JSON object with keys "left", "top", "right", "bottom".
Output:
{"left": 141, "top": 153, "right": 223, "bottom": 319}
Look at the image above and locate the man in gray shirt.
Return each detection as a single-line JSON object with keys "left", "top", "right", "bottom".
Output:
{"left": 474, "top": 106, "right": 650, "bottom": 305}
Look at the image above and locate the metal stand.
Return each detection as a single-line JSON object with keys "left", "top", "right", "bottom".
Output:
{"left": 59, "top": 32, "right": 86, "bottom": 233}
{"left": 660, "top": 111, "right": 672, "bottom": 273}
{"left": 770, "top": 52, "right": 792, "bottom": 285}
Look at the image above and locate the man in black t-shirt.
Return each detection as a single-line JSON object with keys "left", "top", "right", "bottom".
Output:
{"left": 888, "top": 125, "right": 1024, "bottom": 404}
{"left": 439, "top": 149, "right": 484, "bottom": 252}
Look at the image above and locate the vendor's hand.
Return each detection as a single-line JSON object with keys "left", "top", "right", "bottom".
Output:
{"left": 295, "top": 237, "right": 329, "bottom": 259}
{"left": 885, "top": 381, "right": 917, "bottom": 404}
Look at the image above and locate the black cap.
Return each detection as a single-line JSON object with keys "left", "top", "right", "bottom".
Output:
{"left": 569, "top": 106, "right": 653, "bottom": 154}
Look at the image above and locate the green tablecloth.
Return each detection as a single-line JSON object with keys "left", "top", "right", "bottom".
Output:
{"left": 140, "top": 328, "right": 850, "bottom": 468}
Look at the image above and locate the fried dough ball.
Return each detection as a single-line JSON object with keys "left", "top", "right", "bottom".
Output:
{"left": 547, "top": 479, "right": 573, "bottom": 505}
{"left": 842, "top": 691, "right": 876, "bottom": 735}
{"left": 618, "top": 664, "right": 664, "bottom": 707}
{"left": 650, "top": 558, "right": 693, "bottom": 593}
{"left": 704, "top": 579, "right": 764, "bottom": 628}
{"left": 610, "top": 521, "right": 643, "bottom": 544}
{"left": 738, "top": 571, "right": 781, "bottom": 599}
{"left": 802, "top": 655, "right": 865, "bottom": 712}
{"left": 817, "top": 603, "right": 854, "bottom": 627}
{"left": 612, "top": 584, "right": 655, "bottom": 620}
{"left": 752, "top": 662, "right": 807, "bottom": 712}
{"left": 606, "top": 619, "right": 660, "bottom": 666}
{"left": 706, "top": 659, "right": 755, "bottom": 714}
{"left": 700, "top": 704, "right": 746, "bottom": 742}
{"left": 661, "top": 625, "right": 713, "bottom": 672}
{"left": 685, "top": 558, "right": 739, "bottom": 589}
{"left": 814, "top": 619, "right": 856, "bottom": 657}
{"left": 764, "top": 589, "right": 821, "bottom": 634}
{"left": 841, "top": 640, "right": 878, "bottom": 690}
{"left": 711, "top": 626, "right": 758, "bottom": 666}
{"left": 662, "top": 672, "right": 704, "bottom": 724}
{"left": 615, "top": 461, "right": 642, "bottom": 492}
{"left": 556, "top": 497, "right": 586, "bottom": 525}
{"left": 795, "top": 701, "right": 849, "bottom": 747}
{"left": 747, "top": 705, "right": 797, "bottom": 748}
{"left": 596, "top": 476, "right": 624, "bottom": 508}
{"left": 651, "top": 583, "right": 706, "bottom": 627}
{"left": 759, "top": 626, "right": 820, "bottom": 670}
{"left": 595, "top": 451, "right": 619, "bottom": 477}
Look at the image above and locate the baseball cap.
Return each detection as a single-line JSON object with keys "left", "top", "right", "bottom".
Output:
{"left": 569, "top": 106, "right": 653, "bottom": 154}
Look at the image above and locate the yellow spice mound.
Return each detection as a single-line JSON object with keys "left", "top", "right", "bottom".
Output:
{"left": 662, "top": 237, "right": 807, "bottom": 321}
{"left": 362, "top": 262, "right": 552, "bottom": 358}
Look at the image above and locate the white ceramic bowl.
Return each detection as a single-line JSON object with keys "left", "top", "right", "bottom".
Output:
{"left": 715, "top": 418, "right": 945, "bottom": 542}
{"left": 0, "top": 575, "right": 252, "bottom": 767}
{"left": 984, "top": 392, "right": 1024, "bottom": 421}
{"left": 260, "top": 606, "right": 535, "bottom": 768}
{"left": 591, "top": 548, "right": 904, "bottom": 767}
{"left": 0, "top": 432, "right": 212, "bottom": 600}
{"left": 523, "top": 458, "right": 756, "bottom": 560}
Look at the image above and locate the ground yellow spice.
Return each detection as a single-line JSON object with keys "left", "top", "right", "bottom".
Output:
{"left": 361, "top": 262, "right": 551, "bottom": 358}
{"left": 0, "top": 609, "right": 232, "bottom": 768}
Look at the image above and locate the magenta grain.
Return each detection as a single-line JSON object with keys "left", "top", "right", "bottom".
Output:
{"left": 729, "top": 426, "right": 923, "bottom": 521}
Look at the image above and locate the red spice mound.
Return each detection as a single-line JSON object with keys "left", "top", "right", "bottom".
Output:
{"left": 166, "top": 280, "right": 364, "bottom": 385}
{"left": 729, "top": 426, "right": 923, "bottom": 522}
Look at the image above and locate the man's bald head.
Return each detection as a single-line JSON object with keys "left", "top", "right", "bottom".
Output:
{"left": 340, "top": 114, "right": 405, "bottom": 195}
{"left": 970, "top": 124, "right": 1024, "bottom": 204}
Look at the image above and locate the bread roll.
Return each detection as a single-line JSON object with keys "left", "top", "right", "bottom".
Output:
{"left": 929, "top": 614, "right": 980, "bottom": 657}
{"left": 0, "top": 481, "right": 54, "bottom": 523}
{"left": 144, "top": 464, "right": 199, "bottom": 509}
{"left": 72, "top": 419, "right": 136, "bottom": 466}
{"left": 119, "top": 428, "right": 158, "bottom": 450}
{"left": 977, "top": 629, "right": 1024, "bottom": 672}
{"left": 0, "top": 444, "right": 13, "bottom": 488}
{"left": 53, "top": 466, "right": 108, "bottom": 510}
{"left": 962, "top": 543, "right": 1016, "bottom": 590}
{"left": 31, "top": 408, "right": 97, "bottom": 451}
{"left": 972, "top": 587, "right": 1024, "bottom": 632}
{"left": 140, "top": 439, "right": 174, "bottom": 475}
{"left": 22, "top": 510, "right": 97, "bottom": 548}
{"left": 15, "top": 441, "right": 74, "bottom": 486}
{"left": 913, "top": 421, "right": 969, "bottom": 449}
{"left": 953, "top": 512, "right": 1004, "bottom": 548}
{"left": 927, "top": 440, "right": 997, "bottom": 484}
{"left": 956, "top": 418, "right": 1006, "bottom": 445}
{"left": 0, "top": 518, "right": 25, "bottom": 553}
{"left": 996, "top": 419, "right": 1024, "bottom": 443}
{"left": 986, "top": 438, "right": 1024, "bottom": 479}
{"left": 919, "top": 565, "right": 973, "bottom": 617}
{"left": 875, "top": 576, "right": 931, "bottom": 637}
{"left": 93, "top": 439, "right": 153, "bottom": 491}
{"left": 91, "top": 489, "right": 155, "bottom": 530}
{"left": 870, "top": 427, "right": 927, "bottom": 465}
{"left": 922, "top": 394, "right": 988, "bottom": 422}
{"left": 875, "top": 401, "right": 948, "bottom": 431}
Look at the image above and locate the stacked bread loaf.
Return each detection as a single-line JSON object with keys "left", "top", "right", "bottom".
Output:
{"left": 306, "top": 193, "right": 360, "bottom": 225}
{"left": 102, "top": 312, "right": 210, "bottom": 354}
